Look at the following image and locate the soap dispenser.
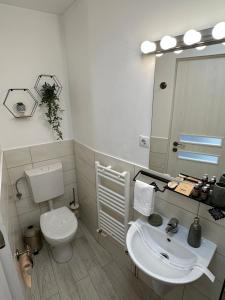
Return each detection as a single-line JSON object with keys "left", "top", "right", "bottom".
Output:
{"left": 187, "top": 217, "right": 202, "bottom": 248}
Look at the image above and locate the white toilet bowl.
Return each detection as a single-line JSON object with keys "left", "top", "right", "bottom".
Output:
{"left": 40, "top": 206, "right": 78, "bottom": 263}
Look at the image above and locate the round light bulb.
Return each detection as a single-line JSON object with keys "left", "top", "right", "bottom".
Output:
{"left": 174, "top": 49, "right": 183, "bottom": 54}
{"left": 183, "top": 29, "right": 201, "bottom": 45}
{"left": 140, "top": 41, "right": 156, "bottom": 54}
{"left": 196, "top": 45, "right": 206, "bottom": 51}
{"left": 156, "top": 53, "right": 163, "bottom": 57}
{"left": 160, "top": 35, "right": 177, "bottom": 50}
{"left": 212, "top": 22, "right": 225, "bottom": 40}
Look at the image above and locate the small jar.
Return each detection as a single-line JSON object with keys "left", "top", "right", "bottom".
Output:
{"left": 200, "top": 186, "right": 209, "bottom": 201}
{"left": 209, "top": 176, "right": 216, "bottom": 187}
{"left": 198, "top": 180, "right": 204, "bottom": 187}
{"left": 192, "top": 184, "right": 201, "bottom": 198}
{"left": 202, "top": 174, "right": 209, "bottom": 184}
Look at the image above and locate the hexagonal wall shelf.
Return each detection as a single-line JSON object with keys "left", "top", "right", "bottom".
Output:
{"left": 3, "top": 89, "right": 38, "bottom": 118}
{"left": 34, "top": 74, "right": 62, "bottom": 97}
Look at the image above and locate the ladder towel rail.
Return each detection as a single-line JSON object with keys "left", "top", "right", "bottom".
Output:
{"left": 95, "top": 161, "right": 130, "bottom": 246}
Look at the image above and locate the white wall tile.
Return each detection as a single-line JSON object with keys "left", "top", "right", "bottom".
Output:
{"left": 33, "top": 154, "right": 75, "bottom": 172}
{"left": 16, "top": 197, "right": 39, "bottom": 215}
{"left": 63, "top": 169, "right": 76, "bottom": 186}
{"left": 19, "top": 208, "right": 41, "bottom": 231}
{"left": 30, "top": 140, "right": 73, "bottom": 162}
{"left": 4, "top": 147, "right": 32, "bottom": 168}
{"left": 75, "top": 141, "right": 95, "bottom": 167}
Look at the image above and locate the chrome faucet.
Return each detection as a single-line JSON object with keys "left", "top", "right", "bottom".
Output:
{"left": 166, "top": 218, "right": 179, "bottom": 234}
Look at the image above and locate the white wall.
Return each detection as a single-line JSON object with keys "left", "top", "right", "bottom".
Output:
{"left": 0, "top": 4, "right": 73, "bottom": 150}
{"left": 61, "top": 0, "right": 225, "bottom": 167}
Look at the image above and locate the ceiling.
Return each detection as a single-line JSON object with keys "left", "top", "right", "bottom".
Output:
{"left": 0, "top": 0, "right": 75, "bottom": 14}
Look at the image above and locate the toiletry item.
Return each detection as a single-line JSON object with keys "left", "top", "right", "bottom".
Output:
{"left": 148, "top": 213, "right": 163, "bottom": 227}
{"left": 198, "top": 180, "right": 204, "bottom": 187}
{"left": 134, "top": 180, "right": 155, "bottom": 216}
{"left": 175, "top": 180, "right": 195, "bottom": 196}
{"left": 23, "top": 225, "right": 42, "bottom": 255}
{"left": 200, "top": 186, "right": 208, "bottom": 201}
{"left": 202, "top": 174, "right": 208, "bottom": 184}
{"left": 191, "top": 183, "right": 201, "bottom": 198}
{"left": 211, "top": 182, "right": 225, "bottom": 208}
{"left": 209, "top": 176, "right": 216, "bottom": 186}
{"left": 187, "top": 217, "right": 202, "bottom": 248}
{"left": 168, "top": 180, "right": 179, "bottom": 189}
{"left": 219, "top": 174, "right": 225, "bottom": 184}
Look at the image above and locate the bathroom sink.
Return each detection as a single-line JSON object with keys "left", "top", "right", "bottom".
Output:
{"left": 126, "top": 217, "right": 216, "bottom": 285}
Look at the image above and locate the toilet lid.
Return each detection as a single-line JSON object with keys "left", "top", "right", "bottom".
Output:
{"left": 40, "top": 206, "right": 78, "bottom": 240}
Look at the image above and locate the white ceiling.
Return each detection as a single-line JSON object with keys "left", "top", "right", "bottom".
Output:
{"left": 0, "top": 0, "right": 75, "bottom": 14}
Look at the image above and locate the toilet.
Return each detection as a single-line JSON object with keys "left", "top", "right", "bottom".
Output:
{"left": 25, "top": 162, "right": 78, "bottom": 263}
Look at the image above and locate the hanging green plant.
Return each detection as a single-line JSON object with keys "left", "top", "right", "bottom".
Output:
{"left": 39, "top": 82, "right": 63, "bottom": 140}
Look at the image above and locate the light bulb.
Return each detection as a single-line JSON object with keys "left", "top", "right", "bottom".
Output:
{"left": 160, "top": 35, "right": 177, "bottom": 50}
{"left": 156, "top": 53, "right": 163, "bottom": 57}
{"left": 183, "top": 29, "right": 201, "bottom": 45}
{"left": 140, "top": 41, "right": 156, "bottom": 54}
{"left": 196, "top": 45, "right": 206, "bottom": 50}
{"left": 212, "top": 22, "right": 225, "bottom": 40}
{"left": 174, "top": 49, "right": 183, "bottom": 54}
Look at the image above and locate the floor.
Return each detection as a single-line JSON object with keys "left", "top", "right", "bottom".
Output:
{"left": 26, "top": 222, "right": 159, "bottom": 300}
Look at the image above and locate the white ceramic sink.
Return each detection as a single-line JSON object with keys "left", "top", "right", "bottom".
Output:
{"left": 126, "top": 217, "right": 217, "bottom": 285}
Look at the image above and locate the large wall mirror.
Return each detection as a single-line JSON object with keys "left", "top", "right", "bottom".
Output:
{"left": 149, "top": 44, "right": 225, "bottom": 179}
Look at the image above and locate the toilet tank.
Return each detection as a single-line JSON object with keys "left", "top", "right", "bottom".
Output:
{"left": 25, "top": 162, "right": 64, "bottom": 203}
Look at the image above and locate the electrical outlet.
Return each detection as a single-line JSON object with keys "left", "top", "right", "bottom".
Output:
{"left": 139, "top": 135, "right": 150, "bottom": 148}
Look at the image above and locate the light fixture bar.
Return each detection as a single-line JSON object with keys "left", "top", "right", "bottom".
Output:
{"left": 142, "top": 27, "right": 225, "bottom": 55}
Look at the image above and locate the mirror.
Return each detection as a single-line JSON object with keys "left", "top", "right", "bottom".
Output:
{"left": 220, "top": 280, "right": 225, "bottom": 300}
{"left": 150, "top": 44, "right": 225, "bottom": 180}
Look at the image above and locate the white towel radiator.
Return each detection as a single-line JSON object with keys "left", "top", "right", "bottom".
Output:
{"left": 95, "top": 161, "right": 130, "bottom": 246}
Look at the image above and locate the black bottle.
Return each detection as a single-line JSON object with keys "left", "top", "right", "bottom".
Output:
{"left": 187, "top": 217, "right": 202, "bottom": 248}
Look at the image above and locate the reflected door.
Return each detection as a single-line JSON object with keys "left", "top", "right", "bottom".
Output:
{"left": 167, "top": 55, "right": 225, "bottom": 178}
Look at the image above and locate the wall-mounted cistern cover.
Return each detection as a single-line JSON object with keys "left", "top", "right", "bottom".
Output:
{"left": 25, "top": 162, "right": 64, "bottom": 203}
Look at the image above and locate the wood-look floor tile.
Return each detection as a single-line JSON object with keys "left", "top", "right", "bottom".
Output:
{"left": 50, "top": 258, "right": 80, "bottom": 300}
{"left": 69, "top": 248, "right": 88, "bottom": 282}
{"left": 73, "top": 237, "right": 100, "bottom": 270}
{"left": 34, "top": 246, "right": 58, "bottom": 299}
{"left": 103, "top": 262, "right": 141, "bottom": 300}
{"left": 79, "top": 223, "right": 112, "bottom": 267}
{"left": 76, "top": 276, "right": 100, "bottom": 300}
{"left": 89, "top": 265, "right": 120, "bottom": 300}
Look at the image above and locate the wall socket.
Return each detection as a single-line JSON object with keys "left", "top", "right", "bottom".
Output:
{"left": 139, "top": 135, "right": 150, "bottom": 148}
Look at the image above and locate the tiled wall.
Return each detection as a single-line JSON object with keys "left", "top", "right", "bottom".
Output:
{"left": 1, "top": 139, "right": 225, "bottom": 300}
{"left": 74, "top": 140, "right": 225, "bottom": 300}
{"left": 0, "top": 150, "right": 23, "bottom": 253}
{"left": 4, "top": 139, "right": 77, "bottom": 233}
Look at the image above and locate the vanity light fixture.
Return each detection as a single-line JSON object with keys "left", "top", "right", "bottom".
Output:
{"left": 212, "top": 22, "right": 225, "bottom": 40}
{"left": 156, "top": 53, "right": 163, "bottom": 57}
{"left": 183, "top": 29, "right": 201, "bottom": 46}
{"left": 174, "top": 49, "right": 183, "bottom": 54}
{"left": 160, "top": 35, "right": 177, "bottom": 50}
{"left": 140, "top": 22, "right": 225, "bottom": 55}
{"left": 140, "top": 41, "right": 156, "bottom": 54}
{"left": 196, "top": 45, "right": 206, "bottom": 51}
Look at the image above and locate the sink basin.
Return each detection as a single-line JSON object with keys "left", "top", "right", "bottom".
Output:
{"left": 126, "top": 217, "right": 216, "bottom": 285}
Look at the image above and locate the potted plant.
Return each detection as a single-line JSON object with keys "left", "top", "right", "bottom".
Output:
{"left": 39, "top": 82, "right": 63, "bottom": 140}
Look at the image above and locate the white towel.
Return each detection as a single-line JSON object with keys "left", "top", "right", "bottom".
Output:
{"left": 134, "top": 180, "right": 155, "bottom": 216}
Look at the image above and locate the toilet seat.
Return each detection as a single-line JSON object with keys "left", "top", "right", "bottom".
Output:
{"left": 40, "top": 206, "right": 78, "bottom": 244}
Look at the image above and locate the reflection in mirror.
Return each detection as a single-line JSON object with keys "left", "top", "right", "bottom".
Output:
{"left": 219, "top": 279, "right": 225, "bottom": 300}
{"left": 150, "top": 44, "right": 225, "bottom": 180}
